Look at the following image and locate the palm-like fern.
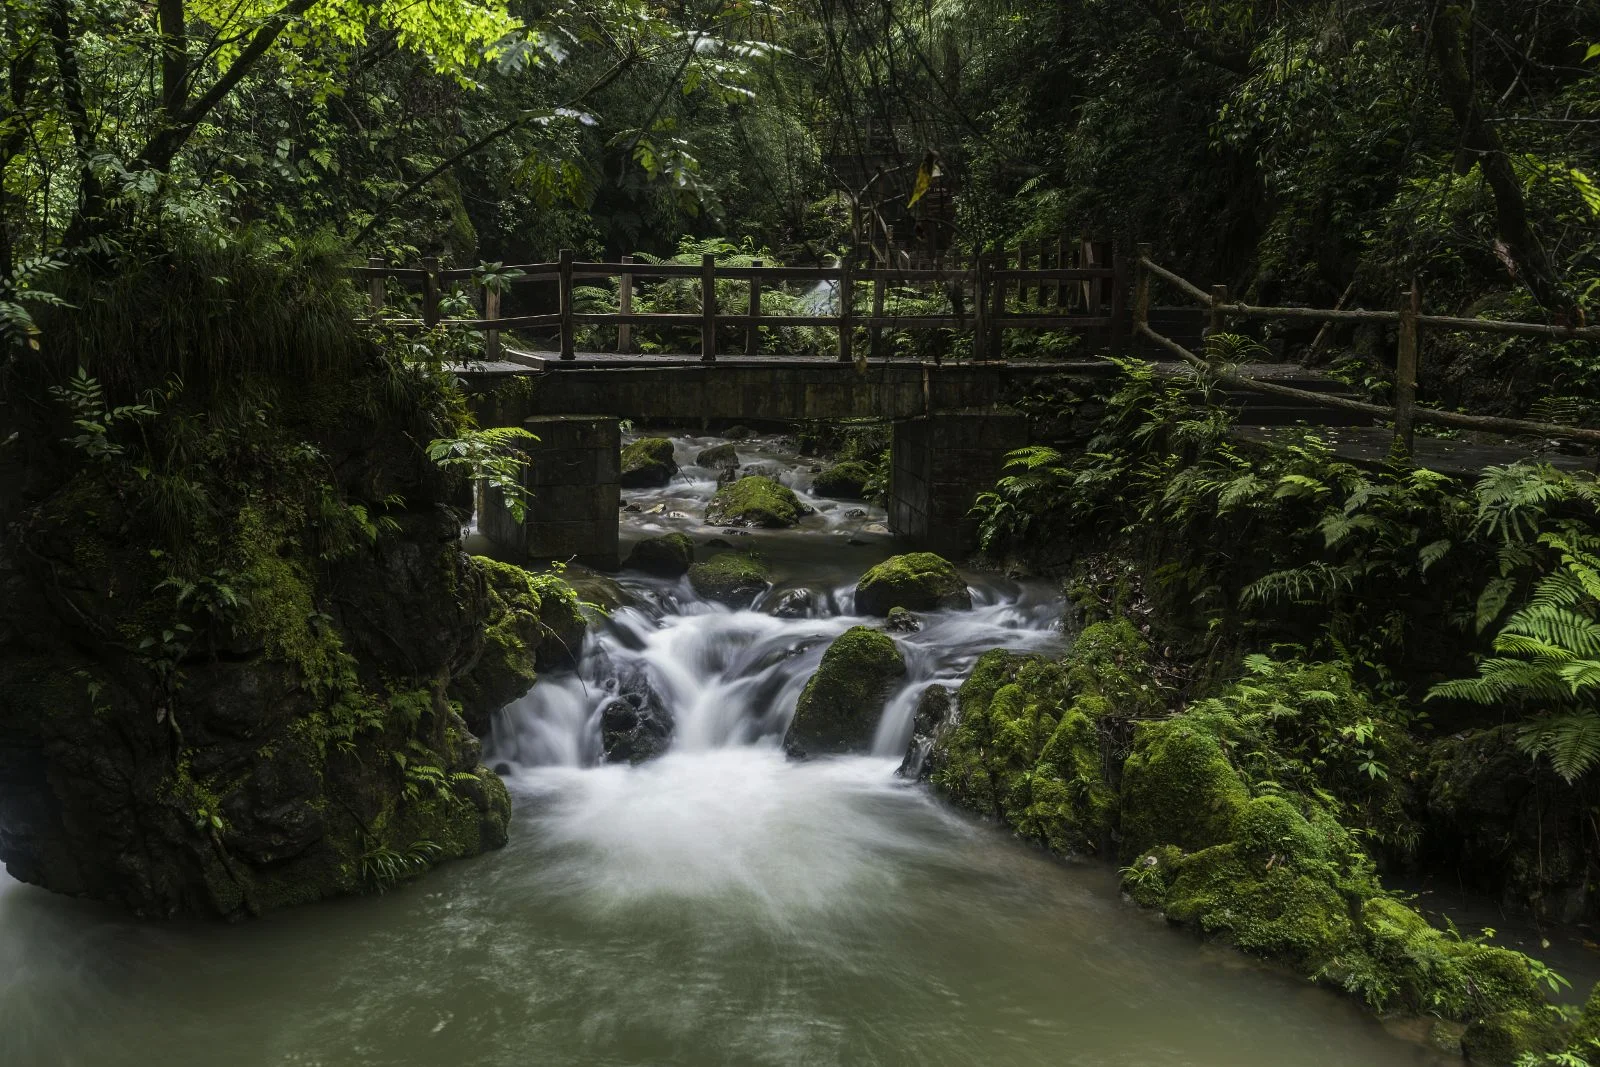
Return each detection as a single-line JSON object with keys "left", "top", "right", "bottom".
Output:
{"left": 1430, "top": 468, "right": 1600, "bottom": 782}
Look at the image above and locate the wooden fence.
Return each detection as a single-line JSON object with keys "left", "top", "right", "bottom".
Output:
{"left": 1131, "top": 243, "right": 1600, "bottom": 454}
{"left": 353, "top": 239, "right": 1127, "bottom": 364}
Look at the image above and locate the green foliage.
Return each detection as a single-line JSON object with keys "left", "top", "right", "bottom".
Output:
{"left": 426, "top": 426, "right": 538, "bottom": 523}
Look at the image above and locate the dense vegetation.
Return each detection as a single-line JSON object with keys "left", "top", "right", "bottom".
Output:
{"left": 1, "top": 0, "right": 1600, "bottom": 1060}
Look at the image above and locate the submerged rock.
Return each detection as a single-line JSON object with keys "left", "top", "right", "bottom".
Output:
{"left": 811, "top": 461, "right": 874, "bottom": 499}
{"left": 703, "top": 476, "right": 803, "bottom": 528}
{"left": 770, "top": 587, "right": 815, "bottom": 619}
{"left": 696, "top": 443, "right": 739, "bottom": 470}
{"left": 854, "top": 552, "right": 972, "bottom": 615}
{"left": 620, "top": 437, "right": 678, "bottom": 488}
{"left": 787, "top": 626, "right": 906, "bottom": 755}
{"left": 625, "top": 533, "right": 696, "bottom": 577}
{"left": 687, "top": 552, "right": 771, "bottom": 608}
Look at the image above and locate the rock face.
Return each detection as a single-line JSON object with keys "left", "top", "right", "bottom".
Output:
{"left": 449, "top": 558, "right": 586, "bottom": 736}
{"left": 787, "top": 626, "right": 906, "bottom": 755}
{"left": 854, "top": 552, "right": 972, "bottom": 616}
{"left": 695, "top": 443, "right": 739, "bottom": 470}
{"left": 811, "top": 461, "right": 873, "bottom": 499}
{"left": 624, "top": 533, "right": 696, "bottom": 577}
{"left": 598, "top": 660, "right": 674, "bottom": 763}
{"left": 619, "top": 437, "right": 678, "bottom": 488}
{"left": 898, "top": 684, "right": 956, "bottom": 779}
{"left": 0, "top": 350, "right": 515, "bottom": 919}
{"left": 704, "top": 476, "right": 803, "bottom": 528}
{"left": 688, "top": 552, "right": 771, "bottom": 608}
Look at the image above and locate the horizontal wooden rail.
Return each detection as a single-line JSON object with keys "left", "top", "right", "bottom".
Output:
{"left": 1132, "top": 246, "right": 1600, "bottom": 457}
{"left": 359, "top": 234, "right": 1135, "bottom": 362}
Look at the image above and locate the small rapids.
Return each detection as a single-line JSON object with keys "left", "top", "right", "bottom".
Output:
{"left": 0, "top": 430, "right": 1452, "bottom": 1066}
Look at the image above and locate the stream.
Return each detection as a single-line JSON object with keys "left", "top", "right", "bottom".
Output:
{"left": 0, "top": 431, "right": 1453, "bottom": 1066}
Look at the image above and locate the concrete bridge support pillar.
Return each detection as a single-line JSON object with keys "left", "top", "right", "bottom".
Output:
{"left": 888, "top": 411, "right": 1029, "bottom": 558}
{"left": 479, "top": 414, "right": 620, "bottom": 569}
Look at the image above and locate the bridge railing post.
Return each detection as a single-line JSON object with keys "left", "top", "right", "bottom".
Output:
{"left": 484, "top": 282, "right": 501, "bottom": 360}
{"left": 971, "top": 249, "right": 989, "bottom": 362}
{"left": 837, "top": 257, "right": 854, "bottom": 365}
{"left": 701, "top": 253, "right": 717, "bottom": 363}
{"left": 1055, "top": 235, "right": 1069, "bottom": 309}
{"left": 988, "top": 248, "right": 1006, "bottom": 359}
{"left": 746, "top": 259, "right": 762, "bottom": 356}
{"left": 1207, "top": 284, "right": 1230, "bottom": 347}
{"left": 421, "top": 257, "right": 440, "bottom": 328}
{"left": 1110, "top": 246, "right": 1128, "bottom": 350}
{"left": 870, "top": 270, "right": 886, "bottom": 360}
{"left": 1393, "top": 282, "right": 1422, "bottom": 460}
{"left": 1133, "top": 243, "right": 1152, "bottom": 336}
{"left": 617, "top": 254, "right": 634, "bottom": 354}
{"left": 558, "top": 248, "right": 575, "bottom": 360}
{"left": 367, "top": 257, "right": 385, "bottom": 321}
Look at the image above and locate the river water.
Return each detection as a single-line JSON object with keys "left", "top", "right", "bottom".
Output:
{"left": 0, "top": 431, "right": 1449, "bottom": 1066}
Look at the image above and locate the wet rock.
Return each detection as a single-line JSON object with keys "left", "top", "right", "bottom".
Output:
{"left": 723, "top": 425, "right": 754, "bottom": 440}
{"left": 687, "top": 552, "right": 771, "bottom": 608}
{"left": 738, "top": 462, "right": 784, "bottom": 480}
{"left": 898, "top": 684, "right": 956, "bottom": 779}
{"left": 812, "top": 461, "right": 873, "bottom": 499}
{"left": 771, "top": 588, "right": 814, "bottom": 619}
{"left": 625, "top": 533, "right": 696, "bottom": 577}
{"left": 861, "top": 522, "right": 889, "bottom": 535}
{"left": 884, "top": 607, "right": 922, "bottom": 633}
{"left": 844, "top": 508, "right": 867, "bottom": 520}
{"left": 854, "top": 552, "right": 972, "bottom": 616}
{"left": 787, "top": 626, "right": 907, "bottom": 755}
{"left": 562, "top": 568, "right": 639, "bottom": 614}
{"left": 705, "top": 538, "right": 734, "bottom": 550}
{"left": 622, "top": 503, "right": 641, "bottom": 513}
{"left": 716, "top": 467, "right": 738, "bottom": 485}
{"left": 600, "top": 695, "right": 674, "bottom": 764}
{"left": 808, "top": 465, "right": 823, "bottom": 473}
{"left": 704, "top": 476, "right": 803, "bottom": 528}
{"left": 696, "top": 443, "right": 739, "bottom": 470}
{"left": 620, "top": 437, "right": 678, "bottom": 488}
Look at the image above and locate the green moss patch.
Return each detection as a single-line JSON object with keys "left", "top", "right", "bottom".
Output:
{"left": 704, "top": 475, "right": 803, "bottom": 528}
{"left": 812, "top": 461, "right": 873, "bottom": 499}
{"left": 855, "top": 552, "right": 971, "bottom": 615}
{"left": 788, "top": 626, "right": 906, "bottom": 754}
{"left": 625, "top": 533, "right": 696, "bottom": 577}
{"left": 688, "top": 551, "right": 771, "bottom": 607}
{"left": 620, "top": 437, "right": 678, "bottom": 488}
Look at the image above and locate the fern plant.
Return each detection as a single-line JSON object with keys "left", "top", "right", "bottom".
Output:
{"left": 1430, "top": 466, "right": 1600, "bottom": 782}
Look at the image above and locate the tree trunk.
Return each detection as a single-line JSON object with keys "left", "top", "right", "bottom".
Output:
{"left": 1429, "top": 4, "right": 1573, "bottom": 320}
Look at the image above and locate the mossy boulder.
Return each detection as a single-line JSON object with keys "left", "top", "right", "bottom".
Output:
{"left": 625, "top": 533, "right": 696, "bottom": 577}
{"left": 1460, "top": 1010, "right": 1564, "bottom": 1066}
{"left": 787, "top": 626, "right": 906, "bottom": 754}
{"left": 1119, "top": 718, "right": 1250, "bottom": 859}
{"left": 704, "top": 475, "right": 803, "bottom": 528}
{"left": 620, "top": 437, "right": 678, "bottom": 488}
{"left": 854, "top": 552, "right": 971, "bottom": 616}
{"left": 928, "top": 619, "right": 1157, "bottom": 854}
{"left": 696, "top": 443, "right": 739, "bottom": 470}
{"left": 688, "top": 552, "right": 771, "bottom": 608}
{"left": 812, "top": 460, "right": 873, "bottom": 499}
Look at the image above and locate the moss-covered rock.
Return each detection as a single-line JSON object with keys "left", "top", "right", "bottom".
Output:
{"left": 812, "top": 461, "right": 873, "bottom": 499}
{"left": 1460, "top": 1009, "right": 1565, "bottom": 1066}
{"left": 696, "top": 442, "right": 739, "bottom": 470}
{"left": 704, "top": 475, "right": 803, "bottom": 528}
{"left": 620, "top": 437, "right": 678, "bottom": 488}
{"left": 855, "top": 552, "right": 971, "bottom": 616}
{"left": 1119, "top": 718, "right": 1250, "bottom": 859}
{"left": 625, "top": 533, "right": 696, "bottom": 577}
{"left": 787, "top": 626, "right": 906, "bottom": 754}
{"left": 928, "top": 618, "right": 1157, "bottom": 854}
{"left": 687, "top": 552, "right": 771, "bottom": 608}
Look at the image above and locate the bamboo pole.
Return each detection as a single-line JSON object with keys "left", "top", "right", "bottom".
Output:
{"left": 701, "top": 253, "right": 717, "bottom": 363}
{"left": 745, "top": 259, "right": 762, "bottom": 356}
{"left": 617, "top": 255, "right": 634, "bottom": 354}
{"left": 558, "top": 249, "right": 574, "bottom": 360}
{"left": 1134, "top": 243, "right": 1152, "bottom": 340}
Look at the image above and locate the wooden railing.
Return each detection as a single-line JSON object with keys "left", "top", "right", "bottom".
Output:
{"left": 353, "top": 239, "right": 1127, "bottom": 364}
{"left": 1131, "top": 243, "right": 1600, "bottom": 454}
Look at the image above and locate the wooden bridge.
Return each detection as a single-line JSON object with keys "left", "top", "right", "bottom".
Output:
{"left": 355, "top": 244, "right": 1600, "bottom": 567}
